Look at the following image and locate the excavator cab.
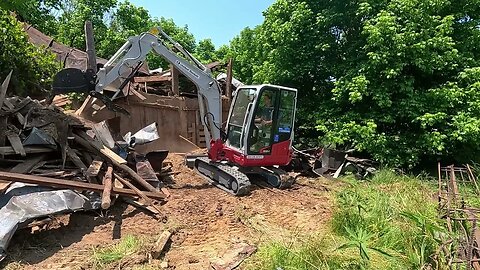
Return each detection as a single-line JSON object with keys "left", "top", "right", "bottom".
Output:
{"left": 225, "top": 84, "right": 297, "bottom": 167}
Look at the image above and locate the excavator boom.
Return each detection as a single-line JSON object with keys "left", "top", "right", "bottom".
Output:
{"left": 52, "top": 28, "right": 298, "bottom": 196}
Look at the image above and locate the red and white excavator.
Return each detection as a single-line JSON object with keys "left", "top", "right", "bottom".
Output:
{"left": 52, "top": 28, "right": 298, "bottom": 196}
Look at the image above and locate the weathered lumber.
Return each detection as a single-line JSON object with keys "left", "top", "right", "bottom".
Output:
{"left": 0, "top": 117, "right": 6, "bottom": 147}
{"left": 3, "top": 99, "right": 25, "bottom": 125}
{"left": 73, "top": 131, "right": 159, "bottom": 193}
{"left": 0, "top": 146, "right": 55, "bottom": 156}
{"left": 86, "top": 158, "right": 103, "bottom": 177}
{"left": 0, "top": 180, "right": 12, "bottom": 194}
{"left": 114, "top": 173, "right": 153, "bottom": 206}
{"left": 0, "top": 171, "right": 166, "bottom": 200}
{"left": 101, "top": 165, "right": 113, "bottom": 209}
{"left": 6, "top": 133, "right": 26, "bottom": 156}
{"left": 66, "top": 146, "right": 87, "bottom": 171}
{"left": 84, "top": 21, "right": 98, "bottom": 73}
{"left": 0, "top": 70, "right": 12, "bottom": 109}
{"left": 151, "top": 230, "right": 172, "bottom": 259}
{"left": 10, "top": 154, "right": 48, "bottom": 173}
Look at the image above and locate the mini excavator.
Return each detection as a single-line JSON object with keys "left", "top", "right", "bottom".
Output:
{"left": 52, "top": 28, "right": 298, "bottom": 196}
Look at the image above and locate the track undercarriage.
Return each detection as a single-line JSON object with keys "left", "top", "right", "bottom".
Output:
{"left": 187, "top": 156, "right": 295, "bottom": 196}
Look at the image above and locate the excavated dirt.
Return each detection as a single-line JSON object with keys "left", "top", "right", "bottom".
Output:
{"left": 2, "top": 154, "right": 337, "bottom": 270}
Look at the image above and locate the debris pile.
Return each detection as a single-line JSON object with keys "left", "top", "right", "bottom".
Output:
{"left": 0, "top": 73, "right": 170, "bottom": 262}
{"left": 289, "top": 147, "right": 378, "bottom": 179}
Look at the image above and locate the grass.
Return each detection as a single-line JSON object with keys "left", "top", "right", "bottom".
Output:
{"left": 246, "top": 170, "right": 449, "bottom": 270}
{"left": 91, "top": 235, "right": 144, "bottom": 268}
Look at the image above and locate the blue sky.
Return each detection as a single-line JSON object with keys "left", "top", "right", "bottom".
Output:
{"left": 129, "top": 0, "right": 275, "bottom": 47}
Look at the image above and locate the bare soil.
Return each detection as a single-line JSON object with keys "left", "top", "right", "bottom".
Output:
{"left": 2, "top": 154, "right": 337, "bottom": 270}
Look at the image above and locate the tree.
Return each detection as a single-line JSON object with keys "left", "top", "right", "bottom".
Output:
{"left": 0, "top": 0, "right": 61, "bottom": 35}
{"left": 0, "top": 10, "right": 60, "bottom": 96}
{"left": 228, "top": 0, "right": 480, "bottom": 167}
{"left": 194, "top": 38, "right": 216, "bottom": 64}
{"left": 56, "top": 0, "right": 117, "bottom": 50}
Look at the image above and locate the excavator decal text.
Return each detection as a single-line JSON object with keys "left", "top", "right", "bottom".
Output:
{"left": 175, "top": 60, "right": 200, "bottom": 79}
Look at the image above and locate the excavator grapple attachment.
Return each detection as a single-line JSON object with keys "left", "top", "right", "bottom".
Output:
{"left": 52, "top": 68, "right": 95, "bottom": 95}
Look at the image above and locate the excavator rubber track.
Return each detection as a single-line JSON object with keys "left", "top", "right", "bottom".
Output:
{"left": 241, "top": 166, "right": 296, "bottom": 189}
{"left": 194, "top": 157, "right": 251, "bottom": 196}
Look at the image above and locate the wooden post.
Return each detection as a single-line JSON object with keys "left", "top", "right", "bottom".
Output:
{"left": 101, "top": 165, "right": 113, "bottom": 209}
{"left": 226, "top": 58, "right": 233, "bottom": 100}
{"left": 84, "top": 21, "right": 97, "bottom": 73}
{"left": 171, "top": 65, "right": 180, "bottom": 96}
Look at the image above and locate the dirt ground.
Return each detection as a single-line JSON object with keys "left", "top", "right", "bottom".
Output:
{"left": 1, "top": 154, "right": 335, "bottom": 270}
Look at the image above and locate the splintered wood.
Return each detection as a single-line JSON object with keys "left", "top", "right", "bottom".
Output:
{"left": 438, "top": 163, "right": 480, "bottom": 270}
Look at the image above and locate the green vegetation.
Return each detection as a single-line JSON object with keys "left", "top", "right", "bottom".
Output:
{"left": 3, "top": 0, "right": 480, "bottom": 167}
{"left": 247, "top": 170, "right": 447, "bottom": 270}
{"left": 0, "top": 10, "right": 60, "bottom": 96}
{"left": 91, "top": 234, "right": 143, "bottom": 268}
{"left": 227, "top": 0, "right": 480, "bottom": 167}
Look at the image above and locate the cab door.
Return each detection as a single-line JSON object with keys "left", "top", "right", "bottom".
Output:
{"left": 225, "top": 88, "right": 256, "bottom": 150}
{"left": 244, "top": 85, "right": 297, "bottom": 165}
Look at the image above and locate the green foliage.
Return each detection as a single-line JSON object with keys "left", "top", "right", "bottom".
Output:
{"left": 227, "top": 0, "right": 480, "bottom": 167}
{"left": 332, "top": 170, "right": 445, "bottom": 269}
{"left": 92, "top": 235, "right": 143, "bottom": 268}
{"left": 0, "top": 10, "right": 60, "bottom": 96}
{"left": 0, "top": 0, "right": 60, "bottom": 35}
{"left": 247, "top": 171, "right": 447, "bottom": 269}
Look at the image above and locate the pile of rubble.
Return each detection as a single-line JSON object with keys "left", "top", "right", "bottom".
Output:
{"left": 0, "top": 72, "right": 170, "bottom": 261}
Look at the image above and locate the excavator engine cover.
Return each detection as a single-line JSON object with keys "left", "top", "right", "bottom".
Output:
{"left": 52, "top": 68, "right": 95, "bottom": 95}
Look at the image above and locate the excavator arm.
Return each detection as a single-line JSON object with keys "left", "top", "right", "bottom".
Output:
{"left": 53, "top": 28, "right": 223, "bottom": 147}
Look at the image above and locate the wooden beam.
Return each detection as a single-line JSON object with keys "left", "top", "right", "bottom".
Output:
{"left": 3, "top": 99, "right": 26, "bottom": 125}
{"left": 73, "top": 132, "right": 158, "bottom": 193}
{"left": 84, "top": 21, "right": 97, "bottom": 72}
{"left": 86, "top": 158, "right": 103, "bottom": 177}
{"left": 101, "top": 165, "right": 113, "bottom": 209}
{"left": 10, "top": 154, "right": 48, "bottom": 173}
{"left": 0, "top": 146, "right": 55, "bottom": 156}
{"left": 0, "top": 171, "right": 166, "bottom": 200}
{"left": 171, "top": 65, "right": 179, "bottom": 96}
{"left": 226, "top": 58, "right": 233, "bottom": 100}
{"left": 7, "top": 133, "right": 26, "bottom": 156}
{"left": 133, "top": 76, "right": 172, "bottom": 83}
{"left": 114, "top": 173, "right": 153, "bottom": 206}
{"left": 0, "top": 70, "right": 12, "bottom": 109}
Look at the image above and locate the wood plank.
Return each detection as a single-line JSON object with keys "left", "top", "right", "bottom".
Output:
{"left": 129, "top": 87, "right": 147, "bottom": 101}
{"left": 114, "top": 173, "right": 153, "bottom": 206}
{"left": 10, "top": 154, "right": 48, "bottom": 173}
{"left": 171, "top": 65, "right": 179, "bottom": 96}
{"left": 3, "top": 99, "right": 26, "bottom": 125}
{"left": 226, "top": 58, "right": 233, "bottom": 99}
{"left": 74, "top": 132, "right": 158, "bottom": 193}
{"left": 0, "top": 146, "right": 55, "bottom": 156}
{"left": 101, "top": 165, "right": 113, "bottom": 209}
{"left": 0, "top": 117, "right": 6, "bottom": 147}
{"left": 0, "top": 70, "right": 12, "bottom": 109}
{"left": 0, "top": 171, "right": 166, "bottom": 200}
{"left": 133, "top": 75, "right": 171, "bottom": 83}
{"left": 84, "top": 21, "right": 98, "bottom": 73}
{"left": 86, "top": 158, "right": 103, "bottom": 177}
{"left": 151, "top": 231, "right": 172, "bottom": 259}
{"left": 6, "top": 133, "right": 26, "bottom": 156}
{"left": 66, "top": 146, "right": 87, "bottom": 171}
{"left": 0, "top": 180, "right": 12, "bottom": 194}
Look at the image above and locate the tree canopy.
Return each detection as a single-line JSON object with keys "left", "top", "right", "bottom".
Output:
{"left": 227, "top": 0, "right": 480, "bottom": 167}
{"left": 2, "top": 0, "right": 480, "bottom": 167}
